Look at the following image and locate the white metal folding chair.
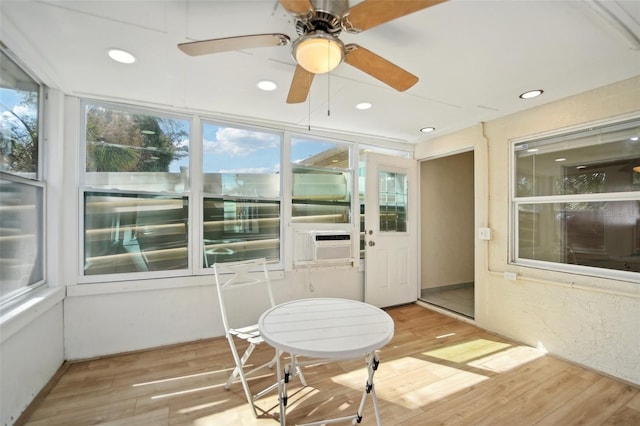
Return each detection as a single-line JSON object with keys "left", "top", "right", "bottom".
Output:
{"left": 213, "top": 257, "right": 305, "bottom": 418}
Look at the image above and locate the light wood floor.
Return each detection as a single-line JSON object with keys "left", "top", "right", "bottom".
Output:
{"left": 21, "top": 304, "right": 640, "bottom": 426}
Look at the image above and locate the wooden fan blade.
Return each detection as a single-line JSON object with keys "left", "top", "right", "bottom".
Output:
{"left": 279, "top": 0, "right": 314, "bottom": 16}
{"left": 178, "top": 33, "right": 290, "bottom": 56}
{"left": 345, "top": 44, "right": 418, "bottom": 92}
{"left": 287, "top": 65, "right": 315, "bottom": 103}
{"left": 343, "top": 0, "right": 447, "bottom": 33}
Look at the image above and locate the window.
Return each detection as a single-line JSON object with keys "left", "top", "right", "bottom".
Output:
{"left": 291, "top": 137, "right": 352, "bottom": 224}
{"left": 81, "top": 101, "right": 190, "bottom": 277}
{"left": 0, "top": 49, "right": 45, "bottom": 305}
{"left": 202, "top": 122, "right": 281, "bottom": 266}
{"left": 84, "top": 192, "right": 188, "bottom": 275}
{"left": 512, "top": 118, "right": 640, "bottom": 280}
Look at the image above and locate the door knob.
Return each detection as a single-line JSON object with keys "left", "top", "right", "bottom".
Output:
{"left": 368, "top": 240, "right": 375, "bottom": 247}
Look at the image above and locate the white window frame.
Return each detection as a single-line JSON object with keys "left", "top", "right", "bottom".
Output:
{"left": 0, "top": 48, "right": 47, "bottom": 308}
{"left": 510, "top": 115, "right": 640, "bottom": 284}
{"left": 78, "top": 99, "right": 193, "bottom": 283}
{"left": 199, "top": 118, "right": 285, "bottom": 272}
{"left": 290, "top": 133, "right": 355, "bottom": 226}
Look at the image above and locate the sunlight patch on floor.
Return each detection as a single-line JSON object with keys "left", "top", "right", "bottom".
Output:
{"left": 325, "top": 337, "right": 548, "bottom": 410}
{"left": 468, "top": 344, "right": 545, "bottom": 373}
{"left": 132, "top": 368, "right": 229, "bottom": 387}
{"left": 151, "top": 382, "right": 226, "bottom": 399}
{"left": 393, "top": 369, "right": 489, "bottom": 409}
{"left": 178, "top": 399, "right": 230, "bottom": 414}
{"left": 424, "top": 338, "right": 512, "bottom": 363}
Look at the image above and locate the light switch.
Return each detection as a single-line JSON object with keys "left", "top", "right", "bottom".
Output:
{"left": 478, "top": 227, "right": 492, "bottom": 240}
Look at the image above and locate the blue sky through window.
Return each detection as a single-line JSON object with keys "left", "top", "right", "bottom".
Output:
{"left": 202, "top": 123, "right": 281, "bottom": 174}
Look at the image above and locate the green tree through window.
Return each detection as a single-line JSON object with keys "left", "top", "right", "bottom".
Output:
{"left": 0, "top": 91, "right": 38, "bottom": 174}
{"left": 85, "top": 106, "right": 187, "bottom": 173}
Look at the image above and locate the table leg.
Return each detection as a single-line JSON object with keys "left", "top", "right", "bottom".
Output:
{"left": 275, "top": 349, "right": 285, "bottom": 426}
{"left": 353, "top": 351, "right": 381, "bottom": 425}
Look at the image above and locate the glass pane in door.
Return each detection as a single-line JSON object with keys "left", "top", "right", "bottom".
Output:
{"left": 379, "top": 171, "right": 407, "bottom": 232}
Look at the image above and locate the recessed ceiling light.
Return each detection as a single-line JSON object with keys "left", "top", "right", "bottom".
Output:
{"left": 519, "top": 89, "right": 543, "bottom": 99}
{"left": 631, "top": 136, "right": 639, "bottom": 141}
{"left": 420, "top": 127, "right": 436, "bottom": 133}
{"left": 527, "top": 148, "right": 539, "bottom": 153}
{"left": 356, "top": 102, "right": 372, "bottom": 110}
{"left": 555, "top": 158, "right": 566, "bottom": 162}
{"left": 257, "top": 80, "right": 277, "bottom": 91}
{"left": 107, "top": 48, "right": 136, "bottom": 64}
{"left": 576, "top": 165, "right": 587, "bottom": 169}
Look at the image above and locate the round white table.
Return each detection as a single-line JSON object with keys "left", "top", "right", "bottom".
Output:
{"left": 259, "top": 298, "right": 394, "bottom": 425}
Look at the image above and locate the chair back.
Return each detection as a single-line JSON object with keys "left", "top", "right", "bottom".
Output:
{"left": 213, "top": 258, "right": 275, "bottom": 333}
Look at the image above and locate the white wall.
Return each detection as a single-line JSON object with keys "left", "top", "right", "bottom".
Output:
{"left": 0, "top": 294, "right": 64, "bottom": 426}
{"left": 64, "top": 268, "right": 362, "bottom": 359}
{"left": 416, "top": 75, "right": 640, "bottom": 386}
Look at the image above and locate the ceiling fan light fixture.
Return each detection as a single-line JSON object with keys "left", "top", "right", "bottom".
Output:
{"left": 293, "top": 31, "right": 345, "bottom": 74}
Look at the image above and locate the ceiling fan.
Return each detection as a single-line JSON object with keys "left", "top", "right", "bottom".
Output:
{"left": 178, "top": 0, "right": 447, "bottom": 104}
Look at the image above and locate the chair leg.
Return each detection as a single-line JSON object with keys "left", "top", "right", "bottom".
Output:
{"left": 225, "top": 336, "right": 259, "bottom": 418}
{"left": 224, "top": 339, "right": 309, "bottom": 419}
{"left": 290, "top": 354, "right": 307, "bottom": 387}
{"left": 225, "top": 341, "right": 256, "bottom": 390}
{"left": 267, "top": 353, "right": 277, "bottom": 369}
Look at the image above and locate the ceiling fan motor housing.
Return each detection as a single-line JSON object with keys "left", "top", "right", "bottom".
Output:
{"left": 294, "top": 0, "right": 349, "bottom": 36}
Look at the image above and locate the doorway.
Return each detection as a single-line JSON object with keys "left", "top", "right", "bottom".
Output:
{"left": 419, "top": 150, "right": 475, "bottom": 318}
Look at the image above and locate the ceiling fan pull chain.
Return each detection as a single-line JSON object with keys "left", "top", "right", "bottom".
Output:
{"left": 327, "top": 41, "right": 331, "bottom": 117}
{"left": 327, "top": 72, "right": 331, "bottom": 117}
{"left": 308, "top": 73, "right": 312, "bottom": 131}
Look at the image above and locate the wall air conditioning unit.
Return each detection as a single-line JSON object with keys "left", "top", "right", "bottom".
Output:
{"left": 294, "top": 230, "right": 353, "bottom": 266}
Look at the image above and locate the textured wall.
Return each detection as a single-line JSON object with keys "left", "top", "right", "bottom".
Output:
{"left": 416, "top": 75, "right": 640, "bottom": 385}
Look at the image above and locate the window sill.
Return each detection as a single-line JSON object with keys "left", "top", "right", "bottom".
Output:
{"left": 67, "top": 270, "right": 285, "bottom": 297}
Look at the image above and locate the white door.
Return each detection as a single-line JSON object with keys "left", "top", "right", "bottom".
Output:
{"left": 364, "top": 153, "right": 418, "bottom": 307}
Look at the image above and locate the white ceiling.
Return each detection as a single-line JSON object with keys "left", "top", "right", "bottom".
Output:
{"left": 1, "top": 0, "right": 639, "bottom": 144}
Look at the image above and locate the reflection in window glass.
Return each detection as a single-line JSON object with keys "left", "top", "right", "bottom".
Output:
{"left": 0, "top": 50, "right": 39, "bottom": 177}
{"left": 515, "top": 119, "right": 640, "bottom": 197}
{"left": 84, "top": 192, "right": 189, "bottom": 275}
{"left": 291, "top": 137, "right": 351, "bottom": 223}
{"left": 0, "top": 178, "right": 44, "bottom": 303}
{"left": 518, "top": 201, "right": 639, "bottom": 273}
{"left": 84, "top": 103, "right": 190, "bottom": 192}
{"left": 292, "top": 168, "right": 351, "bottom": 223}
{"left": 379, "top": 171, "right": 407, "bottom": 232}
{"left": 203, "top": 198, "right": 280, "bottom": 266}
{"left": 292, "top": 138, "right": 349, "bottom": 169}
{"left": 203, "top": 122, "right": 281, "bottom": 197}
{"left": 513, "top": 118, "right": 640, "bottom": 278}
